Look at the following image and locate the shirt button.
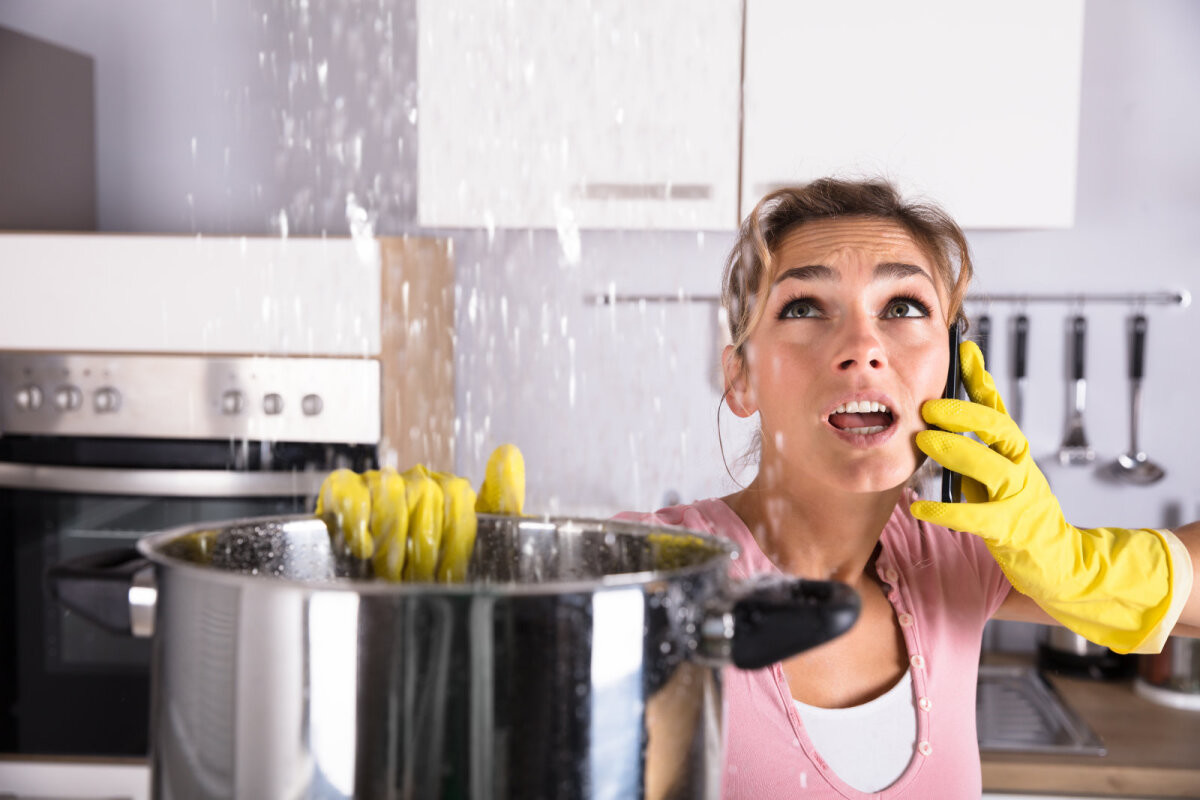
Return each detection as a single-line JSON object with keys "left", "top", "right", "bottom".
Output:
{"left": 885, "top": 567, "right": 899, "bottom": 582}
{"left": 898, "top": 612, "right": 913, "bottom": 627}
{"left": 910, "top": 654, "right": 925, "bottom": 669}
{"left": 918, "top": 741, "right": 933, "bottom": 757}
{"left": 918, "top": 696, "right": 932, "bottom": 711}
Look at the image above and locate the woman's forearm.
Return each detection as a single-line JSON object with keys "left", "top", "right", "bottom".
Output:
{"left": 1170, "top": 520, "right": 1200, "bottom": 635}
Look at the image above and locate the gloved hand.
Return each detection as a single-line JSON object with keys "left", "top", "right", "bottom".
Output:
{"left": 910, "top": 341, "right": 1192, "bottom": 654}
{"left": 475, "top": 443, "right": 525, "bottom": 515}
{"left": 315, "top": 444, "right": 525, "bottom": 583}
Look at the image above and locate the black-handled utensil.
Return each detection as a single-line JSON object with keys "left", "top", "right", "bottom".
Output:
{"left": 1011, "top": 314, "right": 1029, "bottom": 427}
{"left": 1109, "top": 313, "right": 1164, "bottom": 485}
{"left": 976, "top": 314, "right": 992, "bottom": 366}
{"left": 1057, "top": 315, "right": 1095, "bottom": 466}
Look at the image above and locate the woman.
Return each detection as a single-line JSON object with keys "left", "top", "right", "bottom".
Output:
{"left": 619, "top": 178, "right": 1199, "bottom": 798}
{"left": 318, "top": 177, "right": 1198, "bottom": 798}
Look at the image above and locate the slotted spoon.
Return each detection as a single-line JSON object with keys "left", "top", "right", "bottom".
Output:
{"left": 1057, "top": 315, "right": 1095, "bottom": 466}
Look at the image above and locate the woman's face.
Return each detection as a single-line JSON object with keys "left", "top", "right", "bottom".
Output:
{"left": 728, "top": 217, "right": 951, "bottom": 494}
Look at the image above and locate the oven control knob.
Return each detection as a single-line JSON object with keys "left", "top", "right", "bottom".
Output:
{"left": 54, "top": 385, "right": 83, "bottom": 411}
{"left": 263, "top": 393, "right": 284, "bottom": 415}
{"left": 221, "top": 389, "right": 245, "bottom": 415}
{"left": 94, "top": 387, "right": 121, "bottom": 413}
{"left": 15, "top": 384, "right": 43, "bottom": 411}
{"left": 301, "top": 393, "right": 323, "bottom": 416}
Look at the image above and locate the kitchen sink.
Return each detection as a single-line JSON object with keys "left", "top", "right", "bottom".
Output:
{"left": 976, "top": 664, "right": 1106, "bottom": 756}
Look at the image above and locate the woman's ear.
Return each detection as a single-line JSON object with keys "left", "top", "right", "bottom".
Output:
{"left": 722, "top": 344, "right": 757, "bottom": 418}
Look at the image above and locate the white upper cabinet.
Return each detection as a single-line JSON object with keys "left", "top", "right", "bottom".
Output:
{"left": 741, "top": 0, "right": 1085, "bottom": 229}
{"left": 417, "top": 0, "right": 742, "bottom": 231}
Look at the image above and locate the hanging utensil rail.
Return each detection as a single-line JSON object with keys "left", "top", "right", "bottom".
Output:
{"left": 964, "top": 290, "right": 1190, "bottom": 307}
{"left": 586, "top": 290, "right": 1190, "bottom": 307}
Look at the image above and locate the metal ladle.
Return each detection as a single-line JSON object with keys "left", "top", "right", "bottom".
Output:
{"left": 1109, "top": 313, "right": 1165, "bottom": 485}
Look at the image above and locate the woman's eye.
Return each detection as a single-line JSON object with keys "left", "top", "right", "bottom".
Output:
{"left": 779, "top": 298, "right": 820, "bottom": 319}
{"left": 883, "top": 298, "right": 929, "bottom": 319}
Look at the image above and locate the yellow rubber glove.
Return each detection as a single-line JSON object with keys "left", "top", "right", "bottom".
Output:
{"left": 315, "top": 469, "right": 374, "bottom": 560}
{"left": 476, "top": 443, "right": 525, "bottom": 515}
{"left": 910, "top": 341, "right": 1193, "bottom": 655}
{"left": 314, "top": 444, "right": 526, "bottom": 582}
{"left": 401, "top": 465, "right": 444, "bottom": 582}
{"left": 434, "top": 472, "right": 479, "bottom": 582}
{"left": 367, "top": 468, "right": 408, "bottom": 581}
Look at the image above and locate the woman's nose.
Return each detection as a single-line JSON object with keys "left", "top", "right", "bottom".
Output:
{"left": 833, "top": 319, "right": 887, "bottom": 372}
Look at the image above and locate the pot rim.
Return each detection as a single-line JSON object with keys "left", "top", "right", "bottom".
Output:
{"left": 136, "top": 512, "right": 741, "bottom": 595}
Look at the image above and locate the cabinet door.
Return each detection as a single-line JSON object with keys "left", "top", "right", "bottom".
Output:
{"left": 418, "top": 0, "right": 741, "bottom": 231}
{"left": 741, "top": 0, "right": 1085, "bottom": 229}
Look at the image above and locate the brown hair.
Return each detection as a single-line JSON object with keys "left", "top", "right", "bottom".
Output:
{"left": 721, "top": 178, "right": 973, "bottom": 353}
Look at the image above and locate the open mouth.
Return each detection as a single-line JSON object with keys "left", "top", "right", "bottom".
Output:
{"left": 827, "top": 401, "right": 895, "bottom": 435}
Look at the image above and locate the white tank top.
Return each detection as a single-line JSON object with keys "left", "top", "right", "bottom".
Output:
{"left": 793, "top": 670, "right": 917, "bottom": 793}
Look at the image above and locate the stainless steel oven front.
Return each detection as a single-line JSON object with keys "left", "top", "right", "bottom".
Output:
{"left": 0, "top": 352, "right": 379, "bottom": 773}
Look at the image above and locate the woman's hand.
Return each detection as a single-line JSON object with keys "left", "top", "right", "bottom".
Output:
{"left": 315, "top": 444, "right": 525, "bottom": 582}
{"left": 909, "top": 341, "right": 1192, "bottom": 654}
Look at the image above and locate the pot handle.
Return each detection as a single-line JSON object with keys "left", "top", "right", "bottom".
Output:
{"left": 48, "top": 548, "right": 157, "bottom": 638}
{"left": 701, "top": 576, "right": 860, "bottom": 670}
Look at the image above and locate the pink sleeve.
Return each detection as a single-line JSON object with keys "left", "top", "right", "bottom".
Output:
{"left": 946, "top": 526, "right": 1013, "bottom": 619}
{"left": 892, "top": 492, "right": 1012, "bottom": 621}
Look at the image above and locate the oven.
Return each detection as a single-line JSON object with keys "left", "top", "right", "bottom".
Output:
{"left": 0, "top": 351, "right": 380, "bottom": 789}
{"left": 0, "top": 232, "right": 454, "bottom": 796}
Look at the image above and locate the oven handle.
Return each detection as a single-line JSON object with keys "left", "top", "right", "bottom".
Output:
{"left": 0, "top": 462, "right": 326, "bottom": 497}
{"left": 48, "top": 548, "right": 157, "bottom": 638}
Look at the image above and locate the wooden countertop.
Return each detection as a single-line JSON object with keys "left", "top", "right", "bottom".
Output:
{"left": 981, "top": 656, "right": 1200, "bottom": 797}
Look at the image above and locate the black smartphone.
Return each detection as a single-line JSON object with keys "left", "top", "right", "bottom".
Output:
{"left": 940, "top": 320, "right": 964, "bottom": 504}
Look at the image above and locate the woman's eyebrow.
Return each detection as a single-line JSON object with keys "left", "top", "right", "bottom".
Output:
{"left": 773, "top": 264, "right": 836, "bottom": 285}
{"left": 874, "top": 261, "right": 935, "bottom": 286}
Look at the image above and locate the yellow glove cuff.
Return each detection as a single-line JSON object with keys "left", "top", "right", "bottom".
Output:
{"left": 1129, "top": 528, "right": 1194, "bottom": 655}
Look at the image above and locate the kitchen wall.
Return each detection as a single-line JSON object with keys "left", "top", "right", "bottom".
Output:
{"left": 1, "top": 0, "right": 1197, "bottom": 524}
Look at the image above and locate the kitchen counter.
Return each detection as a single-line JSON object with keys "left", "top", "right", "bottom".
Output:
{"left": 981, "top": 656, "right": 1200, "bottom": 797}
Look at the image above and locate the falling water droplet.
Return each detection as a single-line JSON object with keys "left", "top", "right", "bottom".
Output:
{"left": 554, "top": 200, "right": 581, "bottom": 266}
{"left": 483, "top": 210, "right": 496, "bottom": 246}
{"left": 345, "top": 193, "right": 376, "bottom": 262}
{"left": 467, "top": 287, "right": 479, "bottom": 325}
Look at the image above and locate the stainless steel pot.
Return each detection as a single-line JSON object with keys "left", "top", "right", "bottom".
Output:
{"left": 1135, "top": 637, "right": 1200, "bottom": 710}
{"left": 1036, "top": 625, "right": 1136, "bottom": 680}
{"left": 51, "top": 513, "right": 860, "bottom": 800}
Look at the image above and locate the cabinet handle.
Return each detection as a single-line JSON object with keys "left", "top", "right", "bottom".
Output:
{"left": 577, "top": 183, "right": 711, "bottom": 201}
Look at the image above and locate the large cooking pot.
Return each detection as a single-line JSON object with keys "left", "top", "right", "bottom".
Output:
{"left": 1037, "top": 625, "right": 1136, "bottom": 680}
{"left": 52, "top": 513, "right": 859, "bottom": 800}
{"left": 1135, "top": 637, "right": 1200, "bottom": 711}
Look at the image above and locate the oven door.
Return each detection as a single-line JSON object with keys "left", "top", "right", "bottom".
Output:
{"left": 0, "top": 455, "right": 332, "bottom": 758}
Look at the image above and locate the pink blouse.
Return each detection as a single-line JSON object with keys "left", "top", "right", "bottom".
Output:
{"left": 618, "top": 494, "right": 1012, "bottom": 799}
